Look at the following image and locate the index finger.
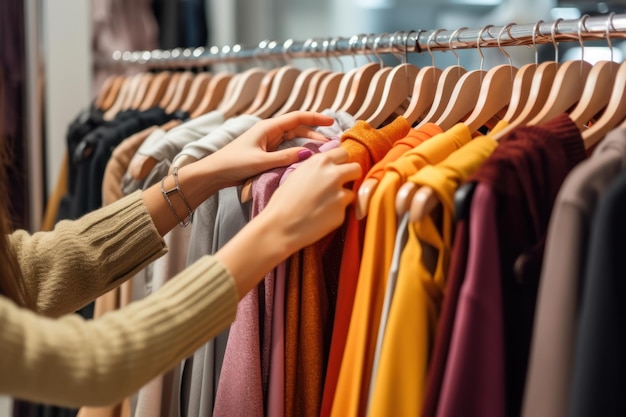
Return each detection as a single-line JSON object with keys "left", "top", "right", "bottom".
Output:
{"left": 268, "top": 111, "right": 335, "bottom": 138}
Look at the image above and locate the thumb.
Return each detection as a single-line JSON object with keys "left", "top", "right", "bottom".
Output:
{"left": 268, "top": 146, "right": 314, "bottom": 166}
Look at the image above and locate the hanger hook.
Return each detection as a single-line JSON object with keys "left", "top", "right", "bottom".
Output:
{"left": 606, "top": 12, "right": 616, "bottom": 64}
{"left": 389, "top": 31, "right": 406, "bottom": 64}
{"left": 348, "top": 34, "right": 361, "bottom": 68}
{"left": 497, "top": 23, "right": 515, "bottom": 67}
{"left": 427, "top": 28, "right": 444, "bottom": 67}
{"left": 282, "top": 38, "right": 294, "bottom": 66}
{"left": 373, "top": 33, "right": 387, "bottom": 68}
{"left": 477, "top": 24, "right": 493, "bottom": 72}
{"left": 403, "top": 30, "right": 417, "bottom": 65}
{"left": 578, "top": 14, "right": 590, "bottom": 66}
{"left": 448, "top": 27, "right": 466, "bottom": 67}
{"left": 531, "top": 20, "right": 544, "bottom": 65}
{"left": 330, "top": 36, "right": 344, "bottom": 72}
{"left": 361, "top": 33, "right": 373, "bottom": 63}
{"left": 551, "top": 18, "right": 564, "bottom": 63}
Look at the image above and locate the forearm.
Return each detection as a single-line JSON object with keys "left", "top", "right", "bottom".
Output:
{"left": 142, "top": 154, "right": 232, "bottom": 236}
{"left": 0, "top": 256, "right": 237, "bottom": 407}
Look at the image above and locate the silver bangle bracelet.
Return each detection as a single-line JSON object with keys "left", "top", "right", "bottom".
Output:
{"left": 160, "top": 167, "right": 193, "bottom": 227}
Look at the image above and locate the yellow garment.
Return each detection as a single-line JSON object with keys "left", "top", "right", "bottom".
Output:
{"left": 330, "top": 124, "right": 472, "bottom": 417}
{"left": 367, "top": 135, "right": 498, "bottom": 416}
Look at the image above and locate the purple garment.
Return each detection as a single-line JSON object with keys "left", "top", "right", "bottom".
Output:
{"left": 437, "top": 183, "right": 505, "bottom": 417}
{"left": 213, "top": 167, "right": 286, "bottom": 417}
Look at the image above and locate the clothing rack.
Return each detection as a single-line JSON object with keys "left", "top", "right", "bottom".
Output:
{"left": 107, "top": 13, "right": 626, "bottom": 68}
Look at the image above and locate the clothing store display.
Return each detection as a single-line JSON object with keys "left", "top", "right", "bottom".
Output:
{"left": 14, "top": 11, "right": 626, "bottom": 417}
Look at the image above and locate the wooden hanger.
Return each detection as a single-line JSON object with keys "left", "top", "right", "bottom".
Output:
{"left": 490, "top": 21, "right": 568, "bottom": 140}
{"left": 367, "top": 32, "right": 422, "bottom": 127}
{"left": 498, "top": 20, "right": 544, "bottom": 125}
{"left": 120, "top": 73, "right": 146, "bottom": 111}
{"left": 190, "top": 71, "right": 234, "bottom": 118}
{"left": 402, "top": 30, "right": 445, "bottom": 126}
{"left": 164, "top": 70, "right": 194, "bottom": 114}
{"left": 217, "top": 67, "right": 267, "bottom": 119}
{"left": 570, "top": 13, "right": 620, "bottom": 132}
{"left": 582, "top": 60, "right": 626, "bottom": 149}
{"left": 273, "top": 67, "right": 320, "bottom": 117}
{"left": 523, "top": 17, "right": 593, "bottom": 127}
{"left": 308, "top": 70, "right": 345, "bottom": 112}
{"left": 430, "top": 25, "right": 500, "bottom": 131}
{"left": 415, "top": 27, "right": 471, "bottom": 128}
{"left": 242, "top": 67, "right": 281, "bottom": 115}
{"left": 569, "top": 60, "right": 619, "bottom": 129}
{"left": 95, "top": 74, "right": 122, "bottom": 111}
{"left": 129, "top": 72, "right": 155, "bottom": 110}
{"left": 138, "top": 70, "right": 172, "bottom": 111}
{"left": 179, "top": 70, "right": 212, "bottom": 115}
{"left": 463, "top": 24, "right": 519, "bottom": 134}
{"left": 158, "top": 71, "right": 182, "bottom": 109}
{"left": 252, "top": 65, "right": 301, "bottom": 118}
{"left": 298, "top": 69, "right": 332, "bottom": 111}
{"left": 103, "top": 74, "right": 135, "bottom": 120}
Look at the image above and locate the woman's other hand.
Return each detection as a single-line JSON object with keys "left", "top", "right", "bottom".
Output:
{"left": 209, "top": 111, "right": 334, "bottom": 187}
{"left": 215, "top": 147, "right": 361, "bottom": 299}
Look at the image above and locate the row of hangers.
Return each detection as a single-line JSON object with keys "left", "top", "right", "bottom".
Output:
{"left": 96, "top": 13, "right": 626, "bottom": 223}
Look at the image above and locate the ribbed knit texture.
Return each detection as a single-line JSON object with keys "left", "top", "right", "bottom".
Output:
{"left": 0, "top": 191, "right": 238, "bottom": 407}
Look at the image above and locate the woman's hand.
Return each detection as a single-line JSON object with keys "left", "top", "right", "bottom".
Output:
{"left": 215, "top": 147, "right": 361, "bottom": 299}
{"left": 209, "top": 111, "right": 335, "bottom": 187}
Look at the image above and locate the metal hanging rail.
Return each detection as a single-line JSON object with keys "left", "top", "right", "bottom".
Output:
{"left": 109, "top": 13, "right": 626, "bottom": 68}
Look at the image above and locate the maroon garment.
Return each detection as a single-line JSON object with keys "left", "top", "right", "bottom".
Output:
{"left": 460, "top": 114, "right": 586, "bottom": 417}
{"left": 422, "top": 216, "right": 470, "bottom": 417}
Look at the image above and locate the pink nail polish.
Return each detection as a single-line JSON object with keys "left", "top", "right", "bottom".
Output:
{"left": 298, "top": 149, "right": 313, "bottom": 161}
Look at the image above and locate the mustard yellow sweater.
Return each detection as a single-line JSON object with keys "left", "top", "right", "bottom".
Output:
{"left": 0, "top": 191, "right": 238, "bottom": 407}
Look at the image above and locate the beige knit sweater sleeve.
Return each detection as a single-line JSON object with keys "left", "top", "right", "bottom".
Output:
{"left": 0, "top": 191, "right": 239, "bottom": 407}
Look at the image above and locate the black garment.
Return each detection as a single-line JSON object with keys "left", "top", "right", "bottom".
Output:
{"left": 57, "top": 107, "right": 188, "bottom": 221}
{"left": 568, "top": 171, "right": 626, "bottom": 417}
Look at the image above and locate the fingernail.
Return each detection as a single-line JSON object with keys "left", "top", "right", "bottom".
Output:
{"left": 297, "top": 149, "right": 313, "bottom": 161}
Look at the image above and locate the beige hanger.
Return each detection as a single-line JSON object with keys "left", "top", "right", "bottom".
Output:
{"left": 367, "top": 31, "right": 421, "bottom": 128}
{"left": 216, "top": 67, "right": 267, "bottom": 119}
{"left": 355, "top": 32, "right": 422, "bottom": 220}
{"left": 491, "top": 20, "right": 563, "bottom": 141}
{"left": 121, "top": 73, "right": 146, "bottom": 111}
{"left": 525, "top": 16, "right": 592, "bottom": 126}
{"left": 164, "top": 70, "right": 194, "bottom": 114}
{"left": 430, "top": 25, "right": 495, "bottom": 131}
{"left": 352, "top": 33, "right": 394, "bottom": 121}
{"left": 190, "top": 71, "right": 234, "bottom": 118}
{"left": 103, "top": 74, "right": 135, "bottom": 121}
{"left": 463, "top": 24, "right": 519, "bottom": 134}
{"left": 243, "top": 67, "right": 281, "bottom": 115}
{"left": 298, "top": 69, "right": 332, "bottom": 111}
{"left": 130, "top": 72, "right": 155, "bottom": 110}
{"left": 582, "top": 13, "right": 626, "bottom": 150}
{"left": 252, "top": 65, "right": 301, "bottom": 118}
{"left": 415, "top": 27, "right": 470, "bottom": 129}
{"left": 409, "top": 25, "right": 518, "bottom": 223}
{"left": 273, "top": 67, "right": 320, "bottom": 117}
{"left": 336, "top": 35, "right": 382, "bottom": 114}
{"left": 95, "top": 74, "right": 122, "bottom": 111}
{"left": 569, "top": 13, "right": 619, "bottom": 132}
{"left": 327, "top": 36, "right": 361, "bottom": 112}
{"left": 158, "top": 71, "right": 182, "bottom": 109}
{"left": 402, "top": 29, "right": 444, "bottom": 126}
{"left": 138, "top": 71, "right": 172, "bottom": 111}
{"left": 179, "top": 71, "right": 212, "bottom": 114}
{"left": 499, "top": 20, "right": 544, "bottom": 124}
{"left": 307, "top": 38, "right": 350, "bottom": 112}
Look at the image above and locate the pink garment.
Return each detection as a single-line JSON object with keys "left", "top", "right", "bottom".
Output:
{"left": 213, "top": 167, "right": 285, "bottom": 417}
{"left": 437, "top": 183, "right": 506, "bottom": 417}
